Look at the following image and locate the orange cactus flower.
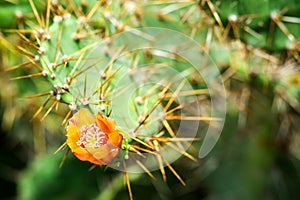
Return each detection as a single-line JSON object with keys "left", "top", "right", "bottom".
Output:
{"left": 66, "top": 108, "right": 123, "bottom": 165}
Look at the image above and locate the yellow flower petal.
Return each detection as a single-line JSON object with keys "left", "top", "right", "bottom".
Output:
{"left": 66, "top": 108, "right": 123, "bottom": 165}
{"left": 96, "top": 113, "right": 116, "bottom": 133}
{"left": 67, "top": 124, "right": 103, "bottom": 164}
{"left": 70, "top": 108, "right": 96, "bottom": 132}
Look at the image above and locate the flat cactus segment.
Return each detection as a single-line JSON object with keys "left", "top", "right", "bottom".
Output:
{"left": 37, "top": 15, "right": 98, "bottom": 104}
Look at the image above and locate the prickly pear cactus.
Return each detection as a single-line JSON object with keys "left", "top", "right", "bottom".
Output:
{"left": 5, "top": 1, "right": 224, "bottom": 199}
{"left": 2, "top": 0, "right": 300, "bottom": 200}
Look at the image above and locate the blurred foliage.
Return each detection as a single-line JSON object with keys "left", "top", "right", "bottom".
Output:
{"left": 1, "top": 0, "right": 300, "bottom": 200}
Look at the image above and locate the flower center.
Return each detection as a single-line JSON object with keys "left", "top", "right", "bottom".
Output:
{"left": 76, "top": 123, "right": 108, "bottom": 148}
